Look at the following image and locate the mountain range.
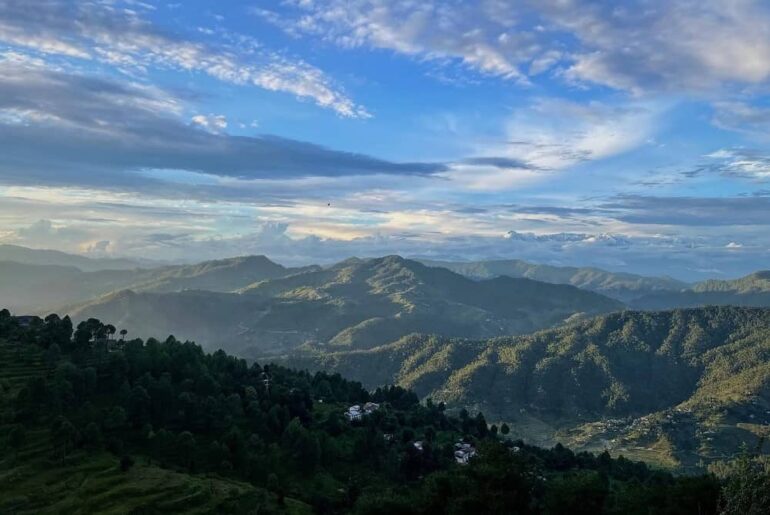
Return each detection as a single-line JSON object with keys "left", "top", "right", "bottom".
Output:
{"left": 420, "top": 258, "right": 688, "bottom": 302}
{"left": 631, "top": 271, "right": 770, "bottom": 310}
{"left": 3, "top": 245, "right": 770, "bottom": 471}
{"left": 285, "top": 306, "right": 770, "bottom": 470}
{"left": 425, "top": 258, "right": 770, "bottom": 311}
{"left": 66, "top": 255, "right": 623, "bottom": 357}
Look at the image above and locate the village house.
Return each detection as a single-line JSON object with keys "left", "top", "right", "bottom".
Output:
{"left": 345, "top": 405, "right": 363, "bottom": 421}
{"left": 454, "top": 442, "right": 476, "bottom": 465}
{"left": 344, "top": 402, "right": 380, "bottom": 421}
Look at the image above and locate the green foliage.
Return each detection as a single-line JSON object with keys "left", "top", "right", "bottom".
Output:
{"left": 715, "top": 449, "right": 770, "bottom": 515}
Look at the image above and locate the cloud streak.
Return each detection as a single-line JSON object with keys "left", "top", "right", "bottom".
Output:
{"left": 0, "top": 0, "right": 367, "bottom": 117}
{"left": 0, "top": 54, "right": 444, "bottom": 192}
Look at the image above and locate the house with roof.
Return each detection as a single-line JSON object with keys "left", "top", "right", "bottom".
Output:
{"left": 344, "top": 402, "right": 380, "bottom": 422}
{"left": 345, "top": 405, "right": 363, "bottom": 421}
{"left": 454, "top": 442, "right": 477, "bottom": 465}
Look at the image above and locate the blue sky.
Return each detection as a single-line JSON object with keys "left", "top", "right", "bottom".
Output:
{"left": 0, "top": 0, "right": 769, "bottom": 280}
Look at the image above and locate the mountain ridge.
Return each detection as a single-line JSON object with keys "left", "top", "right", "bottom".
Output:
{"left": 67, "top": 255, "right": 624, "bottom": 357}
{"left": 420, "top": 258, "right": 688, "bottom": 302}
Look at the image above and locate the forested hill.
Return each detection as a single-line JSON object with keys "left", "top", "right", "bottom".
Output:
{"left": 66, "top": 255, "right": 622, "bottom": 358}
{"left": 286, "top": 306, "right": 770, "bottom": 470}
{"left": 0, "top": 309, "right": 745, "bottom": 514}
{"left": 631, "top": 271, "right": 770, "bottom": 310}
{"left": 421, "top": 258, "right": 688, "bottom": 302}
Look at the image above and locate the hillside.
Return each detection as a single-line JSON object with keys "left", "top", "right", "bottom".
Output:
{"left": 0, "top": 311, "right": 726, "bottom": 514}
{"left": 693, "top": 271, "right": 770, "bottom": 293}
{"left": 632, "top": 271, "right": 770, "bottom": 310}
{"left": 0, "top": 255, "right": 315, "bottom": 313}
{"left": 285, "top": 306, "right": 770, "bottom": 470}
{"left": 0, "top": 262, "right": 138, "bottom": 313}
{"left": 68, "top": 256, "right": 623, "bottom": 357}
{"left": 422, "top": 258, "right": 687, "bottom": 302}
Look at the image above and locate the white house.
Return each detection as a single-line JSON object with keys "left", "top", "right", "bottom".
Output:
{"left": 345, "top": 405, "right": 363, "bottom": 421}
{"left": 345, "top": 402, "right": 380, "bottom": 421}
{"left": 454, "top": 442, "right": 477, "bottom": 465}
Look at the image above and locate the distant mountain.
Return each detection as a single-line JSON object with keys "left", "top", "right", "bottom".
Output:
{"left": 0, "top": 261, "right": 137, "bottom": 314}
{"left": 632, "top": 271, "right": 770, "bottom": 309}
{"left": 0, "top": 244, "right": 146, "bottom": 271}
{"left": 121, "top": 255, "right": 320, "bottom": 294}
{"left": 67, "top": 255, "right": 623, "bottom": 357}
{"left": 421, "top": 258, "right": 687, "bottom": 302}
{"left": 692, "top": 271, "right": 770, "bottom": 293}
{"left": 0, "top": 254, "right": 317, "bottom": 313}
{"left": 285, "top": 306, "right": 770, "bottom": 470}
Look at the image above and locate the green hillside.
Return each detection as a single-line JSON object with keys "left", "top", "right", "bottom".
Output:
{"left": 68, "top": 256, "right": 622, "bottom": 358}
{"left": 286, "top": 306, "right": 770, "bottom": 470}
{"left": 421, "top": 258, "right": 687, "bottom": 302}
{"left": 0, "top": 310, "right": 734, "bottom": 514}
{"left": 693, "top": 272, "right": 770, "bottom": 293}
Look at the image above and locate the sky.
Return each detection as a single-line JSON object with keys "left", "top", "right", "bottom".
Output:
{"left": 0, "top": 0, "right": 769, "bottom": 280}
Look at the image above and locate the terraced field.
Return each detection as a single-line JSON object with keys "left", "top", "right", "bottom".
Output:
{"left": 0, "top": 338, "right": 48, "bottom": 397}
{"left": 0, "top": 339, "right": 309, "bottom": 514}
{"left": 0, "top": 446, "right": 307, "bottom": 514}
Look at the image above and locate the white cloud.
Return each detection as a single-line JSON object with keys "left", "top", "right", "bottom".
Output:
{"left": 442, "top": 98, "right": 659, "bottom": 191}
{"left": 502, "top": 99, "right": 658, "bottom": 170}
{"left": 705, "top": 148, "right": 770, "bottom": 181}
{"left": 0, "top": 0, "right": 367, "bottom": 117}
{"left": 548, "top": 0, "right": 770, "bottom": 92}
{"left": 259, "top": 0, "right": 540, "bottom": 82}
{"left": 191, "top": 114, "right": 228, "bottom": 133}
{"left": 267, "top": 0, "right": 770, "bottom": 94}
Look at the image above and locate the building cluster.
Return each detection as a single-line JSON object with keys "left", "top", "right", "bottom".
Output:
{"left": 344, "top": 402, "right": 380, "bottom": 421}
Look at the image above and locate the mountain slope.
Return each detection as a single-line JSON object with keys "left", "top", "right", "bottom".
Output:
{"left": 693, "top": 271, "right": 770, "bottom": 293}
{"left": 0, "top": 261, "right": 139, "bottom": 313}
{"left": 285, "top": 306, "right": 770, "bottom": 469}
{"left": 632, "top": 271, "right": 770, "bottom": 309}
{"left": 421, "top": 258, "right": 687, "bottom": 302}
{"left": 68, "top": 256, "right": 623, "bottom": 357}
